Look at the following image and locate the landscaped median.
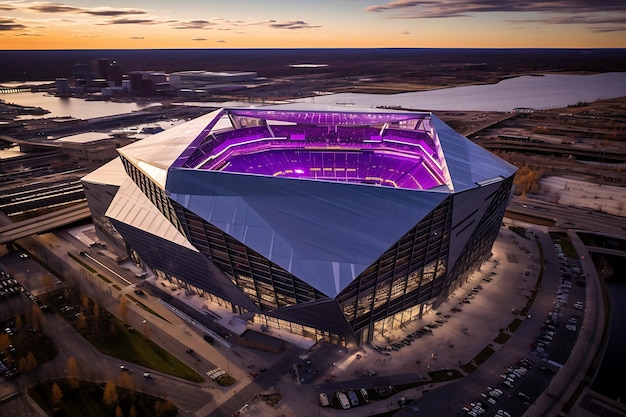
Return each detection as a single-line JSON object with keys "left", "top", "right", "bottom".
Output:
{"left": 43, "top": 287, "right": 204, "bottom": 382}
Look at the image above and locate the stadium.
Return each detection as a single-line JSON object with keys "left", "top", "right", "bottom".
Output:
{"left": 82, "top": 105, "right": 517, "bottom": 347}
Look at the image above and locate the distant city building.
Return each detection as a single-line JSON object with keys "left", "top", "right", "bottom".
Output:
{"left": 128, "top": 71, "right": 167, "bottom": 96}
{"left": 93, "top": 58, "right": 111, "bottom": 80}
{"left": 107, "top": 61, "right": 123, "bottom": 86}
{"left": 102, "top": 86, "right": 124, "bottom": 97}
{"left": 55, "top": 78, "right": 70, "bottom": 97}
{"left": 169, "top": 70, "right": 257, "bottom": 91}
{"left": 72, "top": 63, "right": 94, "bottom": 83}
{"left": 82, "top": 106, "right": 517, "bottom": 347}
{"left": 171, "top": 70, "right": 259, "bottom": 98}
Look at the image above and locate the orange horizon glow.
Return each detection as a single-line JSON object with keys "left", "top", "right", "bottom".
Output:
{"left": 1, "top": 0, "right": 625, "bottom": 50}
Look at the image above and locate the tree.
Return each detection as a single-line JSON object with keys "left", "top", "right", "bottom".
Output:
{"left": 0, "top": 333, "right": 10, "bottom": 350}
{"left": 67, "top": 356, "right": 80, "bottom": 389}
{"left": 42, "top": 274, "right": 54, "bottom": 292}
{"left": 25, "top": 351, "right": 37, "bottom": 370}
{"left": 119, "top": 295, "right": 129, "bottom": 324}
{"left": 118, "top": 369, "right": 135, "bottom": 392}
{"left": 109, "top": 323, "right": 117, "bottom": 337}
{"left": 76, "top": 312, "right": 88, "bottom": 333}
{"left": 154, "top": 400, "right": 167, "bottom": 417}
{"left": 51, "top": 382, "right": 63, "bottom": 408}
{"left": 18, "top": 357, "right": 28, "bottom": 373}
{"left": 32, "top": 304, "right": 45, "bottom": 331}
{"left": 103, "top": 380, "right": 118, "bottom": 406}
{"left": 93, "top": 301, "right": 100, "bottom": 320}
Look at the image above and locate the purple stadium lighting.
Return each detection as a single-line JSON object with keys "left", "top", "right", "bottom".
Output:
{"left": 181, "top": 108, "right": 449, "bottom": 191}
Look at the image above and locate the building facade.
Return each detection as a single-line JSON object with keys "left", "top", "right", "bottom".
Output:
{"left": 82, "top": 106, "right": 517, "bottom": 347}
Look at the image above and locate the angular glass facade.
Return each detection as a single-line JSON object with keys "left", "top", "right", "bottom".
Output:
{"left": 83, "top": 107, "right": 517, "bottom": 347}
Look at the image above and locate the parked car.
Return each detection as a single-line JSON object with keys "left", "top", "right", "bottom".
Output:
{"left": 347, "top": 390, "right": 359, "bottom": 406}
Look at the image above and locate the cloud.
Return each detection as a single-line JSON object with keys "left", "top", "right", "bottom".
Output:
{"left": 28, "top": 3, "right": 82, "bottom": 13}
{"left": 510, "top": 14, "right": 626, "bottom": 26}
{"left": 84, "top": 8, "right": 147, "bottom": 17}
{"left": 106, "top": 18, "right": 157, "bottom": 25}
{"left": 129, "top": 36, "right": 144, "bottom": 39}
{"left": 173, "top": 20, "right": 215, "bottom": 29}
{"left": 216, "top": 40, "right": 226, "bottom": 43}
{"left": 591, "top": 26, "right": 626, "bottom": 33}
{"left": 15, "top": 32, "right": 41, "bottom": 36}
{"left": 364, "top": 0, "right": 626, "bottom": 18}
{"left": 0, "top": 17, "right": 25, "bottom": 30}
{"left": 8, "top": 2, "right": 321, "bottom": 35}
{"left": 402, "top": 30, "right": 411, "bottom": 34}
{"left": 191, "top": 37, "right": 207, "bottom": 41}
{"left": 26, "top": 2, "right": 147, "bottom": 17}
{"left": 266, "top": 20, "right": 321, "bottom": 29}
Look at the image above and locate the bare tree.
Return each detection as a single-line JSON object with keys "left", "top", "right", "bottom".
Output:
{"left": 51, "top": 382, "right": 63, "bottom": 408}
{"left": 25, "top": 351, "right": 37, "bottom": 370}
{"left": 67, "top": 356, "right": 80, "bottom": 389}
{"left": 119, "top": 295, "right": 129, "bottom": 324}
{"left": 103, "top": 380, "right": 118, "bottom": 406}
{"left": 76, "top": 312, "right": 88, "bottom": 333}
{"left": 118, "top": 369, "right": 135, "bottom": 393}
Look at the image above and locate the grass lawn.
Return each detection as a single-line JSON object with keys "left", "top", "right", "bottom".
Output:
{"left": 44, "top": 288, "right": 203, "bottom": 383}
{"left": 86, "top": 315, "right": 204, "bottom": 382}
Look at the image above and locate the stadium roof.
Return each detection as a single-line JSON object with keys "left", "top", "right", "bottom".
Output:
{"left": 111, "top": 105, "right": 516, "bottom": 297}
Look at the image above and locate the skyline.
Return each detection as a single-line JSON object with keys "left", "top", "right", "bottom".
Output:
{"left": 0, "top": 0, "right": 625, "bottom": 50}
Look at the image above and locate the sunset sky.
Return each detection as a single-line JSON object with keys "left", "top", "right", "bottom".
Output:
{"left": 1, "top": 0, "right": 625, "bottom": 50}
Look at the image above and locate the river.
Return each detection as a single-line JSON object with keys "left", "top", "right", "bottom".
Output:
{"left": 2, "top": 72, "right": 626, "bottom": 120}
{"left": 297, "top": 72, "right": 626, "bottom": 112}
{"left": 1, "top": 91, "right": 156, "bottom": 120}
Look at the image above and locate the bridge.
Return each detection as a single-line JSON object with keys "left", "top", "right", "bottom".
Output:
{"left": 0, "top": 87, "right": 31, "bottom": 94}
{"left": 0, "top": 201, "right": 91, "bottom": 244}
